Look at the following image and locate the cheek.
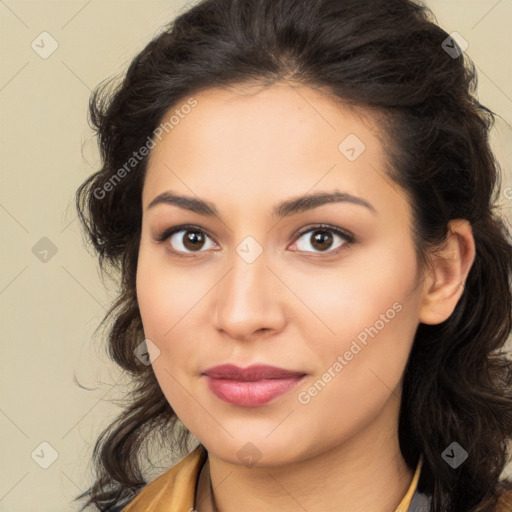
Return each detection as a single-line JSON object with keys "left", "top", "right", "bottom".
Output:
{"left": 295, "top": 243, "right": 420, "bottom": 398}
{"left": 295, "top": 298, "right": 418, "bottom": 436}
{"left": 136, "top": 246, "right": 208, "bottom": 339}
{"left": 135, "top": 255, "right": 193, "bottom": 408}
{"left": 135, "top": 246, "right": 214, "bottom": 399}
{"left": 292, "top": 236, "right": 419, "bottom": 341}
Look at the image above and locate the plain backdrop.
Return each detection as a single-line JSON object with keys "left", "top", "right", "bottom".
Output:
{"left": 1, "top": 1, "right": 511, "bottom": 510}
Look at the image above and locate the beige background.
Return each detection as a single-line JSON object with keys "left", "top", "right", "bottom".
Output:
{"left": 1, "top": 1, "right": 511, "bottom": 511}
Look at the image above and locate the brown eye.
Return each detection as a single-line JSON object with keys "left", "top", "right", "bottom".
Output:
{"left": 310, "top": 230, "right": 334, "bottom": 251}
{"left": 164, "top": 228, "right": 217, "bottom": 255}
{"left": 293, "top": 226, "right": 353, "bottom": 254}
{"left": 181, "top": 230, "right": 206, "bottom": 251}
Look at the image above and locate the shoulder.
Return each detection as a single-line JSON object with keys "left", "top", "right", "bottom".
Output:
{"left": 119, "top": 444, "right": 207, "bottom": 511}
{"left": 496, "top": 488, "right": 512, "bottom": 512}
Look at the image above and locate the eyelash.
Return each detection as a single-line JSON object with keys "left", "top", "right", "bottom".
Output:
{"left": 154, "top": 223, "right": 356, "bottom": 259}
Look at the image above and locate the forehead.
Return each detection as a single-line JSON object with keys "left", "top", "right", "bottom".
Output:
{"left": 147, "top": 82, "right": 378, "bottom": 167}
{"left": 142, "top": 82, "right": 404, "bottom": 219}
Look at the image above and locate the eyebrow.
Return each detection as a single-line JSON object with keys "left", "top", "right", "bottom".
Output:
{"left": 146, "top": 190, "right": 377, "bottom": 217}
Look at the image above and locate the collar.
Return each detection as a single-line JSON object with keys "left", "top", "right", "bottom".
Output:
{"left": 121, "top": 445, "right": 425, "bottom": 512}
{"left": 395, "top": 455, "right": 425, "bottom": 511}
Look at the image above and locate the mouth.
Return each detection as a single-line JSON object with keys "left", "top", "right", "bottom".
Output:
{"left": 202, "top": 364, "right": 307, "bottom": 407}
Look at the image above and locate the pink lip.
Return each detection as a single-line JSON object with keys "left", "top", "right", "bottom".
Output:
{"left": 203, "top": 364, "right": 306, "bottom": 407}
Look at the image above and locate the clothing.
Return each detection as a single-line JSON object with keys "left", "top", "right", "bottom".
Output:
{"left": 113, "top": 444, "right": 432, "bottom": 511}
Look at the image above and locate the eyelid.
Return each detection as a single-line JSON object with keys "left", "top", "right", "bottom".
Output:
{"left": 294, "top": 223, "right": 355, "bottom": 244}
{"left": 153, "top": 223, "right": 356, "bottom": 258}
{"left": 153, "top": 223, "right": 218, "bottom": 257}
{"left": 290, "top": 223, "right": 355, "bottom": 256}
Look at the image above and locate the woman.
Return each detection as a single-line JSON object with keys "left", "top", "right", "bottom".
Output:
{"left": 75, "top": 0, "right": 512, "bottom": 511}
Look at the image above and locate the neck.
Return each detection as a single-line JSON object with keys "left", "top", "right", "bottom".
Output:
{"left": 195, "top": 396, "right": 414, "bottom": 512}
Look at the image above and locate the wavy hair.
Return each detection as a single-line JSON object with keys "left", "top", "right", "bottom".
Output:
{"left": 75, "top": 0, "right": 512, "bottom": 510}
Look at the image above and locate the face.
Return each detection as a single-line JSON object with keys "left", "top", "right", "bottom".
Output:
{"left": 136, "top": 82, "right": 425, "bottom": 466}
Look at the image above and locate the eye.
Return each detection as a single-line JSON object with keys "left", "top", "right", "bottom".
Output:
{"left": 155, "top": 224, "right": 218, "bottom": 257}
{"left": 291, "top": 224, "right": 354, "bottom": 255}
{"left": 154, "top": 223, "right": 355, "bottom": 258}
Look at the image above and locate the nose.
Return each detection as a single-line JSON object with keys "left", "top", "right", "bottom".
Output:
{"left": 212, "top": 250, "right": 287, "bottom": 342}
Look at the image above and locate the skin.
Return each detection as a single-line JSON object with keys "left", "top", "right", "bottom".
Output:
{"left": 136, "top": 82, "right": 476, "bottom": 512}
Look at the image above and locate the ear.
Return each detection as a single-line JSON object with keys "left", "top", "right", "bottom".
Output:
{"left": 418, "top": 219, "right": 476, "bottom": 325}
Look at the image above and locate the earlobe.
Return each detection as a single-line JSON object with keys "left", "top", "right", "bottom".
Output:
{"left": 418, "top": 219, "right": 476, "bottom": 325}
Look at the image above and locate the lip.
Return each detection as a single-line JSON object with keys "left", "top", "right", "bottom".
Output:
{"left": 203, "top": 364, "right": 306, "bottom": 407}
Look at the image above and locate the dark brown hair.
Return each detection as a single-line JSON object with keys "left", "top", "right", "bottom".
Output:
{"left": 75, "top": 0, "right": 512, "bottom": 510}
